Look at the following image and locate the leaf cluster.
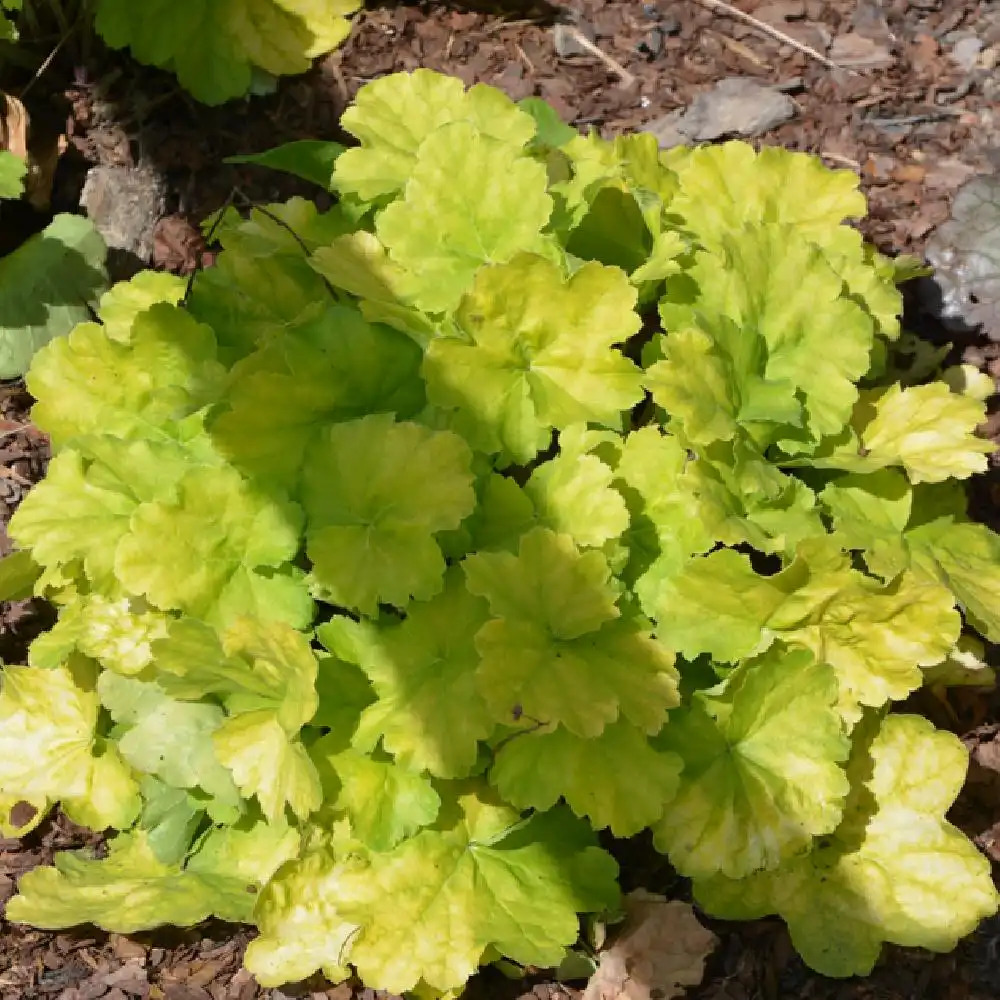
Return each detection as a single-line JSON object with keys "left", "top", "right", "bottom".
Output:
{"left": 2, "top": 69, "right": 999, "bottom": 990}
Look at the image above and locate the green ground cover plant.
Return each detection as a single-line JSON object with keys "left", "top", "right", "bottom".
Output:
{"left": 1, "top": 0, "right": 361, "bottom": 103}
{"left": 1, "top": 68, "right": 999, "bottom": 991}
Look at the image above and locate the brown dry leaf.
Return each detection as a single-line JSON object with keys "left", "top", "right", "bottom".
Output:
{"left": 1, "top": 92, "right": 64, "bottom": 210}
{"left": 583, "top": 891, "right": 718, "bottom": 1000}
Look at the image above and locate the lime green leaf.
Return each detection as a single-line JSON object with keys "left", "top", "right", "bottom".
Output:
{"left": 654, "top": 647, "right": 849, "bottom": 879}
{"left": 694, "top": 716, "right": 1000, "bottom": 977}
{"left": 0, "top": 548, "right": 41, "bottom": 602}
{"left": 490, "top": 720, "right": 682, "bottom": 837}
{"left": 31, "top": 594, "right": 170, "bottom": 675}
{"left": 641, "top": 549, "right": 783, "bottom": 662}
{"left": 246, "top": 845, "right": 368, "bottom": 986}
{"left": 64, "top": 745, "right": 144, "bottom": 831}
{"left": 9, "top": 435, "right": 214, "bottom": 593}
{"left": 464, "top": 528, "right": 679, "bottom": 737}
{"left": 343, "top": 785, "right": 620, "bottom": 993}
{"left": 0, "top": 213, "right": 107, "bottom": 379}
{"left": 525, "top": 447, "right": 629, "bottom": 548}
{"left": 114, "top": 464, "right": 311, "bottom": 629}
{"left": 210, "top": 305, "right": 424, "bottom": 490}
{"left": 0, "top": 150, "right": 26, "bottom": 198}
{"left": 657, "top": 224, "right": 874, "bottom": 445}
{"left": 613, "top": 426, "right": 718, "bottom": 579}
{"left": 302, "top": 414, "right": 476, "bottom": 614}
{"left": 376, "top": 122, "right": 553, "bottom": 314}
{"left": 6, "top": 831, "right": 264, "bottom": 932}
{"left": 312, "top": 736, "right": 441, "bottom": 850}
{"left": 213, "top": 710, "right": 322, "bottom": 823}
{"left": 97, "top": 672, "right": 241, "bottom": 808}
{"left": 152, "top": 617, "right": 319, "bottom": 731}
{"left": 94, "top": 0, "right": 360, "bottom": 105}
{"left": 186, "top": 818, "right": 300, "bottom": 905}
{"left": 0, "top": 663, "right": 140, "bottom": 829}
{"left": 665, "top": 142, "right": 866, "bottom": 256}
{"left": 518, "top": 97, "right": 578, "bottom": 150}
{"left": 28, "top": 302, "right": 223, "bottom": 446}
{"left": 226, "top": 140, "right": 344, "bottom": 188}
{"left": 820, "top": 469, "right": 912, "bottom": 579}
{"left": 908, "top": 519, "right": 1000, "bottom": 642}
{"left": 859, "top": 383, "right": 994, "bottom": 483}
{"left": 95, "top": 270, "right": 186, "bottom": 342}
{"left": 423, "top": 255, "right": 643, "bottom": 462}
{"left": 319, "top": 569, "right": 493, "bottom": 778}
{"left": 335, "top": 68, "right": 536, "bottom": 203}
{"left": 772, "top": 561, "right": 961, "bottom": 721}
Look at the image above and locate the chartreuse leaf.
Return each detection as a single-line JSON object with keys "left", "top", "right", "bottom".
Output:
{"left": 213, "top": 710, "right": 321, "bottom": 823}
{"left": 0, "top": 663, "right": 140, "bottom": 833}
{"left": 656, "top": 224, "right": 875, "bottom": 447}
{"left": 97, "top": 672, "right": 241, "bottom": 811}
{"left": 95, "top": 270, "right": 186, "bottom": 342}
{"left": 464, "top": 528, "right": 679, "bottom": 738}
{"left": 375, "top": 121, "right": 553, "bottom": 314}
{"left": 30, "top": 594, "right": 169, "bottom": 675}
{"left": 0, "top": 150, "right": 26, "bottom": 198}
{"left": 226, "top": 140, "right": 344, "bottom": 189}
{"left": 664, "top": 142, "right": 866, "bottom": 257}
{"left": 151, "top": 617, "right": 318, "bottom": 730}
{"left": 694, "top": 715, "right": 1000, "bottom": 977}
{"left": 246, "top": 843, "right": 367, "bottom": 987}
{"left": 651, "top": 544, "right": 960, "bottom": 721}
{"left": 248, "top": 782, "right": 620, "bottom": 993}
{"left": 28, "top": 303, "right": 224, "bottom": 446}
{"left": 94, "top": 0, "right": 359, "bottom": 105}
{"left": 641, "top": 548, "right": 783, "bottom": 663}
{"left": 653, "top": 647, "right": 850, "bottom": 879}
{"left": 311, "top": 735, "right": 441, "bottom": 850}
{"left": 9, "top": 434, "right": 215, "bottom": 594}
{"left": 858, "top": 383, "right": 993, "bottom": 483}
{"left": 490, "top": 719, "right": 682, "bottom": 837}
{"left": 346, "top": 786, "right": 620, "bottom": 993}
{"left": 335, "top": 68, "right": 536, "bottom": 203}
{"left": 6, "top": 823, "right": 296, "bottom": 932}
{"left": 0, "top": 548, "right": 41, "bottom": 602}
{"left": 908, "top": 519, "right": 1000, "bottom": 643}
{"left": 612, "top": 426, "right": 718, "bottom": 579}
{"left": 771, "top": 557, "right": 960, "bottom": 722}
{"left": 524, "top": 448, "right": 629, "bottom": 549}
{"left": 302, "top": 413, "right": 476, "bottom": 614}
{"left": 319, "top": 569, "right": 493, "bottom": 778}
{"left": 820, "top": 469, "right": 912, "bottom": 580}
{"left": 114, "top": 465, "right": 311, "bottom": 629}
{"left": 0, "top": 213, "right": 108, "bottom": 380}
{"left": 423, "top": 255, "right": 643, "bottom": 462}
{"left": 210, "top": 305, "right": 424, "bottom": 490}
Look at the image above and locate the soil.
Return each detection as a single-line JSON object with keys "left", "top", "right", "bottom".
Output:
{"left": 2, "top": 1, "right": 1000, "bottom": 999}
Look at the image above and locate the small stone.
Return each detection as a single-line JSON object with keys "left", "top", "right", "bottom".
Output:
{"left": 950, "top": 35, "right": 985, "bottom": 72}
{"left": 552, "top": 20, "right": 596, "bottom": 59}
{"left": 645, "top": 77, "right": 795, "bottom": 148}
{"left": 830, "top": 31, "right": 894, "bottom": 69}
{"left": 636, "top": 27, "right": 664, "bottom": 58}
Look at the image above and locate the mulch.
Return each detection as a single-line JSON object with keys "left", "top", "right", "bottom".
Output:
{"left": 2, "top": 1, "right": 1000, "bottom": 998}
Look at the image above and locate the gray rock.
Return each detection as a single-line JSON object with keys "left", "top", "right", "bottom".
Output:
{"left": 553, "top": 20, "right": 596, "bottom": 59}
{"left": 643, "top": 77, "right": 796, "bottom": 149}
{"left": 80, "top": 164, "right": 166, "bottom": 264}
{"left": 950, "top": 35, "right": 985, "bottom": 72}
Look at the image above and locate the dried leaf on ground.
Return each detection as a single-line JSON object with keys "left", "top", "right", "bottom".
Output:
{"left": 1, "top": 94, "right": 63, "bottom": 210}
{"left": 584, "top": 891, "right": 717, "bottom": 1000}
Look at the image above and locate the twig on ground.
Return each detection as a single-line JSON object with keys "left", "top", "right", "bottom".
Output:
{"left": 19, "top": 30, "right": 72, "bottom": 99}
{"left": 561, "top": 26, "right": 637, "bottom": 88}
{"left": 820, "top": 150, "right": 861, "bottom": 170}
{"left": 689, "top": 0, "right": 855, "bottom": 74}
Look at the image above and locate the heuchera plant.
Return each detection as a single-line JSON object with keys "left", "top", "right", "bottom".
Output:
{"left": 93, "top": 0, "right": 361, "bottom": 104}
{"left": 1, "top": 69, "right": 999, "bottom": 989}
